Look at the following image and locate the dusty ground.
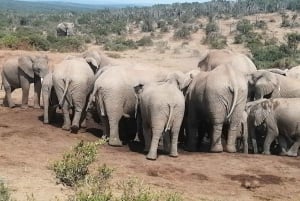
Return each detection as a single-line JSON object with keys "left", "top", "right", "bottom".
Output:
{"left": 1, "top": 11, "right": 300, "bottom": 201}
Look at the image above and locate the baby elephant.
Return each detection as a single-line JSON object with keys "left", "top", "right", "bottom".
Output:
{"left": 248, "top": 98, "right": 300, "bottom": 157}
{"left": 134, "top": 72, "right": 190, "bottom": 160}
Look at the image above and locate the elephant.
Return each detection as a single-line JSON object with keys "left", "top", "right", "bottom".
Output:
{"left": 56, "top": 22, "right": 74, "bottom": 36}
{"left": 42, "top": 72, "right": 58, "bottom": 124}
{"left": 185, "top": 64, "right": 248, "bottom": 153}
{"left": 52, "top": 55, "right": 100, "bottom": 133}
{"left": 133, "top": 72, "right": 191, "bottom": 160}
{"left": 1, "top": 55, "right": 49, "bottom": 108}
{"left": 247, "top": 70, "right": 300, "bottom": 100}
{"left": 235, "top": 110, "right": 248, "bottom": 153}
{"left": 89, "top": 65, "right": 198, "bottom": 146}
{"left": 197, "top": 49, "right": 257, "bottom": 74}
{"left": 248, "top": 98, "right": 300, "bottom": 157}
{"left": 266, "top": 66, "right": 300, "bottom": 80}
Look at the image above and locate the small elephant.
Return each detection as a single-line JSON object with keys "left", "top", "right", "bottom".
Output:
{"left": 42, "top": 72, "right": 59, "bottom": 124}
{"left": 56, "top": 22, "right": 74, "bottom": 36}
{"left": 1, "top": 55, "right": 49, "bottom": 108}
{"left": 198, "top": 49, "right": 257, "bottom": 74}
{"left": 235, "top": 110, "right": 249, "bottom": 153}
{"left": 248, "top": 98, "right": 300, "bottom": 157}
{"left": 134, "top": 72, "right": 190, "bottom": 160}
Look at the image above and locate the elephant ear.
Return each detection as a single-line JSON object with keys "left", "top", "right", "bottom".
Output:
{"left": 255, "top": 72, "right": 278, "bottom": 99}
{"left": 252, "top": 101, "right": 271, "bottom": 126}
{"left": 18, "top": 56, "right": 34, "bottom": 78}
{"left": 167, "top": 71, "right": 192, "bottom": 90}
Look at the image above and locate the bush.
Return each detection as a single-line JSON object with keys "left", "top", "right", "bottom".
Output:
{"left": 236, "top": 19, "right": 253, "bottom": 34}
{"left": 254, "top": 20, "right": 267, "bottom": 29}
{"left": 0, "top": 181, "right": 12, "bottom": 201}
{"left": 0, "top": 35, "right": 20, "bottom": 49}
{"left": 28, "top": 35, "right": 50, "bottom": 51}
{"left": 174, "top": 26, "right": 191, "bottom": 40}
{"left": 104, "top": 37, "right": 137, "bottom": 51}
{"left": 203, "top": 32, "right": 227, "bottom": 49}
{"left": 136, "top": 36, "right": 153, "bottom": 46}
{"left": 52, "top": 140, "right": 105, "bottom": 187}
{"left": 50, "top": 36, "right": 85, "bottom": 52}
{"left": 205, "top": 21, "right": 218, "bottom": 35}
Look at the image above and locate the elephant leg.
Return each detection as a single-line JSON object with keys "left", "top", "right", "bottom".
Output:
{"left": 2, "top": 76, "right": 15, "bottom": 108}
{"left": 19, "top": 75, "right": 30, "bottom": 109}
{"left": 169, "top": 126, "right": 180, "bottom": 157}
{"left": 71, "top": 109, "right": 82, "bottom": 133}
{"left": 143, "top": 124, "right": 151, "bottom": 152}
{"left": 278, "top": 135, "right": 288, "bottom": 155}
{"left": 210, "top": 123, "right": 223, "bottom": 152}
{"left": 107, "top": 114, "right": 123, "bottom": 146}
{"left": 226, "top": 126, "right": 238, "bottom": 153}
{"left": 100, "top": 116, "right": 110, "bottom": 138}
{"left": 33, "top": 77, "right": 42, "bottom": 108}
{"left": 62, "top": 103, "right": 71, "bottom": 131}
{"left": 263, "top": 126, "right": 278, "bottom": 155}
{"left": 287, "top": 137, "right": 300, "bottom": 157}
{"left": 243, "top": 135, "right": 249, "bottom": 154}
{"left": 185, "top": 110, "right": 198, "bottom": 152}
{"left": 147, "top": 127, "right": 164, "bottom": 160}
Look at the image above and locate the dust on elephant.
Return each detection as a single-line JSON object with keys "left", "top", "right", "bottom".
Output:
{"left": 248, "top": 98, "right": 300, "bottom": 157}
{"left": 1, "top": 55, "right": 49, "bottom": 108}
{"left": 198, "top": 49, "right": 257, "bottom": 74}
{"left": 52, "top": 56, "right": 99, "bottom": 133}
{"left": 42, "top": 72, "right": 58, "bottom": 124}
{"left": 248, "top": 70, "right": 300, "bottom": 100}
{"left": 89, "top": 65, "right": 197, "bottom": 147}
{"left": 56, "top": 22, "right": 74, "bottom": 36}
{"left": 134, "top": 71, "right": 191, "bottom": 160}
{"left": 185, "top": 64, "right": 248, "bottom": 153}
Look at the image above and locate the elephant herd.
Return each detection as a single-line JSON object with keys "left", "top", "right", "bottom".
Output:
{"left": 2, "top": 49, "right": 300, "bottom": 160}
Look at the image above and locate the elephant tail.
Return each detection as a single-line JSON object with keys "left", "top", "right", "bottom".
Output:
{"left": 164, "top": 104, "right": 175, "bottom": 132}
{"left": 226, "top": 70, "right": 238, "bottom": 119}
{"left": 97, "top": 88, "right": 106, "bottom": 116}
{"left": 86, "top": 85, "right": 97, "bottom": 112}
{"left": 59, "top": 78, "right": 71, "bottom": 107}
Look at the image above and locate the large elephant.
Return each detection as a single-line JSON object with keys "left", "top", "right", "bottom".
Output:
{"left": 52, "top": 55, "right": 100, "bottom": 133}
{"left": 197, "top": 49, "right": 257, "bottom": 74}
{"left": 56, "top": 22, "right": 75, "bottom": 36}
{"left": 134, "top": 72, "right": 191, "bottom": 160}
{"left": 248, "top": 98, "right": 300, "bottom": 157}
{"left": 267, "top": 66, "right": 300, "bottom": 80}
{"left": 185, "top": 64, "right": 248, "bottom": 153}
{"left": 1, "top": 55, "right": 49, "bottom": 108}
{"left": 42, "top": 72, "right": 58, "bottom": 124}
{"left": 89, "top": 65, "right": 198, "bottom": 146}
{"left": 248, "top": 70, "right": 300, "bottom": 100}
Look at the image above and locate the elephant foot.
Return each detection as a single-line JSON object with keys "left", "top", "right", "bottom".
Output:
{"left": 146, "top": 153, "right": 157, "bottom": 160}
{"left": 33, "top": 105, "right": 41, "bottom": 109}
{"left": 79, "top": 128, "right": 87, "bottom": 133}
{"left": 263, "top": 151, "right": 271, "bottom": 155}
{"left": 210, "top": 144, "right": 223, "bottom": 153}
{"left": 287, "top": 151, "right": 298, "bottom": 157}
{"left": 169, "top": 152, "right": 178, "bottom": 158}
{"left": 109, "top": 138, "right": 123, "bottom": 147}
{"left": 62, "top": 124, "right": 71, "bottom": 131}
{"left": 8, "top": 103, "right": 16, "bottom": 108}
{"left": 21, "top": 104, "right": 29, "bottom": 109}
{"left": 43, "top": 119, "right": 49, "bottom": 124}
{"left": 226, "top": 145, "right": 236, "bottom": 153}
{"left": 71, "top": 125, "right": 79, "bottom": 134}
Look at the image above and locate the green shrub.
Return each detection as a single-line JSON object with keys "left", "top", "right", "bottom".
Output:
{"left": 28, "top": 35, "right": 50, "bottom": 51}
{"left": 254, "top": 20, "right": 267, "bottom": 29}
{"left": 236, "top": 19, "right": 253, "bottom": 34}
{"left": 50, "top": 36, "right": 85, "bottom": 52}
{"left": 104, "top": 37, "right": 137, "bottom": 51}
{"left": 281, "top": 13, "right": 291, "bottom": 27}
{"left": 174, "top": 26, "right": 191, "bottom": 40}
{"left": 136, "top": 36, "right": 153, "bottom": 46}
{"left": 52, "top": 140, "right": 105, "bottom": 187}
{"left": 205, "top": 21, "right": 218, "bottom": 35}
{"left": 203, "top": 33, "right": 227, "bottom": 49}
{"left": 0, "top": 181, "right": 12, "bottom": 201}
{"left": 0, "top": 35, "right": 20, "bottom": 49}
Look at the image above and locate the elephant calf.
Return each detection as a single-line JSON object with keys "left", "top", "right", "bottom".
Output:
{"left": 134, "top": 78, "right": 187, "bottom": 160}
{"left": 1, "top": 55, "right": 49, "bottom": 108}
{"left": 248, "top": 98, "right": 300, "bottom": 157}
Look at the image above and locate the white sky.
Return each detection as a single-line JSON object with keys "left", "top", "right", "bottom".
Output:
{"left": 20, "top": 0, "right": 209, "bottom": 5}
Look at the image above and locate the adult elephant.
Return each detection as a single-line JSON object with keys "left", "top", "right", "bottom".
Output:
{"left": 185, "top": 64, "right": 248, "bottom": 152}
{"left": 248, "top": 98, "right": 300, "bottom": 157}
{"left": 52, "top": 55, "right": 100, "bottom": 133}
{"left": 1, "top": 55, "right": 49, "bottom": 108}
{"left": 198, "top": 49, "right": 257, "bottom": 74}
{"left": 248, "top": 70, "right": 300, "bottom": 100}
{"left": 134, "top": 72, "right": 191, "bottom": 160}
{"left": 56, "top": 22, "right": 74, "bottom": 36}
{"left": 89, "top": 65, "right": 197, "bottom": 146}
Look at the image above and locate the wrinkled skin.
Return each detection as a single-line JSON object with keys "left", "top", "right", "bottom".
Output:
{"left": 56, "top": 22, "right": 74, "bottom": 36}
{"left": 1, "top": 55, "right": 49, "bottom": 109}
{"left": 185, "top": 64, "right": 248, "bottom": 153}
{"left": 90, "top": 65, "right": 196, "bottom": 147}
{"left": 248, "top": 98, "right": 300, "bottom": 157}
{"left": 52, "top": 58, "right": 97, "bottom": 133}
{"left": 248, "top": 70, "right": 300, "bottom": 100}
{"left": 286, "top": 66, "right": 300, "bottom": 79}
{"left": 198, "top": 49, "right": 257, "bottom": 74}
{"left": 134, "top": 72, "right": 190, "bottom": 160}
{"left": 236, "top": 111, "right": 248, "bottom": 153}
{"left": 42, "top": 72, "right": 58, "bottom": 124}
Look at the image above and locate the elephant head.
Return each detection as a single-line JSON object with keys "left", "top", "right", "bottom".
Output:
{"left": 247, "top": 70, "right": 280, "bottom": 100}
{"left": 82, "top": 50, "right": 102, "bottom": 73}
{"left": 165, "top": 71, "right": 193, "bottom": 91}
{"left": 57, "top": 22, "right": 74, "bottom": 36}
{"left": 18, "top": 55, "right": 49, "bottom": 79}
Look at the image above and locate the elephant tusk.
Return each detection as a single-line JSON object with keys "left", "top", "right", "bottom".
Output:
{"left": 41, "top": 78, "right": 44, "bottom": 83}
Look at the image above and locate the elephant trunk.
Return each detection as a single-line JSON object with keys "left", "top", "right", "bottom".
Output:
{"left": 59, "top": 78, "right": 71, "bottom": 107}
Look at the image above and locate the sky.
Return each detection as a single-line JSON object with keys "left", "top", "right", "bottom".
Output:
{"left": 20, "top": 0, "right": 209, "bottom": 5}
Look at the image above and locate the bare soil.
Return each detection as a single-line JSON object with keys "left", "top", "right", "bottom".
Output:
{"left": 1, "top": 12, "right": 300, "bottom": 200}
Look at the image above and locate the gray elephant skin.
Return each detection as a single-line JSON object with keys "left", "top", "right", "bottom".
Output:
{"left": 56, "top": 22, "right": 75, "bottom": 36}
{"left": 248, "top": 98, "right": 300, "bottom": 157}
{"left": 1, "top": 55, "right": 49, "bottom": 108}
{"left": 248, "top": 70, "right": 300, "bottom": 100}
{"left": 52, "top": 57, "right": 99, "bottom": 133}
{"left": 134, "top": 72, "right": 190, "bottom": 160}
{"left": 198, "top": 49, "right": 257, "bottom": 74}
{"left": 185, "top": 64, "right": 248, "bottom": 153}
{"left": 42, "top": 72, "right": 58, "bottom": 124}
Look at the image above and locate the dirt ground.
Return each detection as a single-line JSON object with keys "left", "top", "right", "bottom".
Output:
{"left": 1, "top": 11, "right": 300, "bottom": 200}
